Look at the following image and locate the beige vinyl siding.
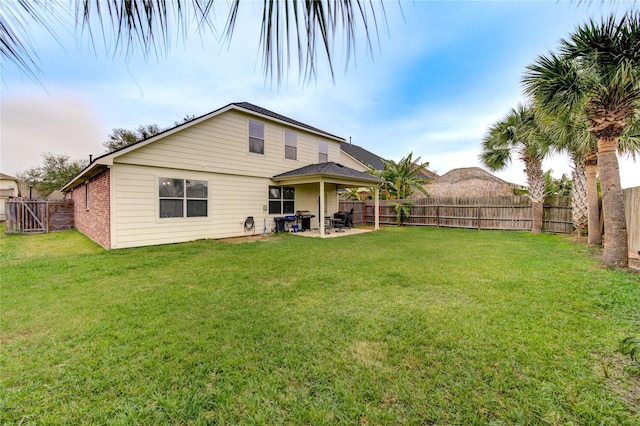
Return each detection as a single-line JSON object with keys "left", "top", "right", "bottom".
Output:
{"left": 111, "top": 163, "right": 324, "bottom": 248}
{"left": 116, "top": 110, "right": 342, "bottom": 178}
{"left": 339, "top": 152, "right": 368, "bottom": 172}
{"left": 112, "top": 164, "right": 264, "bottom": 248}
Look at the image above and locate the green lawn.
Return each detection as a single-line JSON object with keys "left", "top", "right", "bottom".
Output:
{"left": 1, "top": 227, "right": 639, "bottom": 424}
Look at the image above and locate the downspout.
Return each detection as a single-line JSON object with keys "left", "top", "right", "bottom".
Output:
{"left": 319, "top": 180, "right": 326, "bottom": 237}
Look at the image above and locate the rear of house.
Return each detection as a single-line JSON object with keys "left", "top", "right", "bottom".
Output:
{"left": 63, "top": 102, "right": 381, "bottom": 249}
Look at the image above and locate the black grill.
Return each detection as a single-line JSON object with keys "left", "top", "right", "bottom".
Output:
{"left": 296, "top": 210, "right": 315, "bottom": 231}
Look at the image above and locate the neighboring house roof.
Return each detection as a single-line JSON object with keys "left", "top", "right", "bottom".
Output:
{"left": 62, "top": 102, "right": 345, "bottom": 192}
{"left": 0, "top": 172, "right": 18, "bottom": 180}
{"left": 437, "top": 167, "right": 511, "bottom": 185}
{"left": 273, "top": 162, "right": 383, "bottom": 184}
{"left": 414, "top": 167, "right": 515, "bottom": 198}
{"left": 340, "top": 143, "right": 386, "bottom": 170}
{"left": 417, "top": 168, "right": 439, "bottom": 180}
{"left": 47, "top": 190, "right": 65, "bottom": 200}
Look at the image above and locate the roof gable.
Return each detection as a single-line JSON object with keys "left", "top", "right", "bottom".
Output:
{"left": 63, "top": 102, "right": 345, "bottom": 191}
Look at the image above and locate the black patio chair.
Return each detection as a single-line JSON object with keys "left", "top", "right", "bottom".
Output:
{"left": 331, "top": 209, "right": 353, "bottom": 232}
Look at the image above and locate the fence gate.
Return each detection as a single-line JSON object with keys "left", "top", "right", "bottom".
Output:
{"left": 11, "top": 200, "right": 47, "bottom": 233}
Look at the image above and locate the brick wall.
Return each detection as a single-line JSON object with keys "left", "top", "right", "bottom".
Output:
{"left": 66, "top": 169, "right": 111, "bottom": 248}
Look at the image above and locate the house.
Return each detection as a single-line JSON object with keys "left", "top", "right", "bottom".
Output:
{"left": 414, "top": 167, "right": 516, "bottom": 198}
{"left": 62, "top": 102, "right": 382, "bottom": 249}
{"left": 0, "top": 173, "right": 21, "bottom": 221}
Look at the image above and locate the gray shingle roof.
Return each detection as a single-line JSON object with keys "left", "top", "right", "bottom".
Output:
{"left": 340, "top": 143, "right": 386, "bottom": 170}
{"left": 273, "top": 162, "right": 383, "bottom": 182}
{"left": 232, "top": 102, "right": 344, "bottom": 141}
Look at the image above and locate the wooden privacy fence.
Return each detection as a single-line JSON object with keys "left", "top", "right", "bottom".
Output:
{"left": 623, "top": 186, "right": 640, "bottom": 255}
{"left": 340, "top": 196, "right": 573, "bottom": 234}
{"left": 5, "top": 200, "right": 74, "bottom": 234}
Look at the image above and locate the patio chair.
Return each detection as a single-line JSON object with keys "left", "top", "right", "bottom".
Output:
{"left": 331, "top": 209, "right": 353, "bottom": 232}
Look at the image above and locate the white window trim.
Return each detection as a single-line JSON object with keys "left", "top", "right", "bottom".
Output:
{"left": 268, "top": 185, "right": 295, "bottom": 215}
{"left": 318, "top": 139, "right": 328, "bottom": 163}
{"left": 157, "top": 177, "right": 209, "bottom": 220}
{"left": 248, "top": 120, "right": 265, "bottom": 155}
{"left": 284, "top": 130, "right": 297, "bottom": 161}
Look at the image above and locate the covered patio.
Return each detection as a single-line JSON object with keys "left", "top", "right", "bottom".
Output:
{"left": 272, "top": 162, "right": 383, "bottom": 238}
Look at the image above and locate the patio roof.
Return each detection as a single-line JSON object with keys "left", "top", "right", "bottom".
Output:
{"left": 272, "top": 162, "right": 383, "bottom": 187}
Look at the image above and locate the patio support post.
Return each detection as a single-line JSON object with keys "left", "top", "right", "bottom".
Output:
{"left": 319, "top": 180, "right": 326, "bottom": 237}
{"left": 375, "top": 187, "right": 380, "bottom": 230}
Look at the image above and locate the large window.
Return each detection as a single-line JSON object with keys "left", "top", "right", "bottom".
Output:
{"left": 284, "top": 131, "right": 297, "bottom": 160}
{"left": 249, "top": 120, "right": 265, "bottom": 154}
{"left": 318, "top": 140, "right": 328, "bottom": 162}
{"left": 268, "top": 186, "right": 295, "bottom": 214}
{"left": 159, "top": 178, "right": 208, "bottom": 218}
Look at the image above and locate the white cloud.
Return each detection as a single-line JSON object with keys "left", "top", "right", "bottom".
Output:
{"left": 1, "top": 93, "right": 104, "bottom": 176}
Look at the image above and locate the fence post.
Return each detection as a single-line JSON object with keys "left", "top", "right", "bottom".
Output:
{"left": 477, "top": 206, "right": 481, "bottom": 230}
{"left": 436, "top": 205, "right": 440, "bottom": 228}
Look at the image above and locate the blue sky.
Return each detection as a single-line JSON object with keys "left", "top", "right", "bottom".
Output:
{"left": 2, "top": 1, "right": 638, "bottom": 187}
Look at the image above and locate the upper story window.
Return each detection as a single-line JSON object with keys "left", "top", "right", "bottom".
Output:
{"left": 159, "top": 178, "right": 208, "bottom": 218}
{"left": 318, "top": 140, "right": 328, "bottom": 163}
{"left": 284, "top": 131, "right": 297, "bottom": 160}
{"left": 249, "top": 120, "right": 265, "bottom": 154}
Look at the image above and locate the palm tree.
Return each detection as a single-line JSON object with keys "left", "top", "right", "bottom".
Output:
{"left": 369, "top": 153, "right": 430, "bottom": 199}
{"left": 480, "top": 104, "right": 548, "bottom": 234}
{"left": 535, "top": 109, "right": 600, "bottom": 242}
{"left": 547, "top": 111, "right": 640, "bottom": 243}
{"left": 2, "top": 0, "right": 386, "bottom": 83}
{"left": 523, "top": 14, "right": 640, "bottom": 267}
{"left": 369, "top": 152, "right": 430, "bottom": 225}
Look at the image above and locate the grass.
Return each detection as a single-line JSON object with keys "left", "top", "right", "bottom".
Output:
{"left": 1, "top": 226, "right": 639, "bottom": 424}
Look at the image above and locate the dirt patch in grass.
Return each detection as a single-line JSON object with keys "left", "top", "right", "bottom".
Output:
{"left": 218, "top": 234, "right": 273, "bottom": 244}
{"left": 353, "top": 341, "right": 387, "bottom": 366}
{"left": 596, "top": 354, "right": 640, "bottom": 415}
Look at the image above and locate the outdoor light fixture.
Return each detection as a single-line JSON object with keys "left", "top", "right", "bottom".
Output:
{"left": 29, "top": 183, "right": 33, "bottom": 200}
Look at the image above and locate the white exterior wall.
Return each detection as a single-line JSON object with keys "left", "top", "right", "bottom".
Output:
{"left": 110, "top": 110, "right": 343, "bottom": 248}
{"left": 0, "top": 178, "right": 20, "bottom": 221}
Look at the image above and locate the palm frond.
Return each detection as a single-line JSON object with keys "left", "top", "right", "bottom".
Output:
{"left": 0, "top": 0, "right": 65, "bottom": 79}
{"left": 620, "top": 336, "right": 640, "bottom": 362}
{"left": 226, "top": 0, "right": 385, "bottom": 84}
{"left": 3, "top": 0, "right": 387, "bottom": 84}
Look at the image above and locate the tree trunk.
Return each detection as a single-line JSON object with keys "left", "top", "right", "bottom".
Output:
{"left": 597, "top": 137, "right": 628, "bottom": 268}
{"left": 571, "top": 153, "right": 588, "bottom": 235}
{"left": 531, "top": 201, "right": 544, "bottom": 234}
{"left": 524, "top": 156, "right": 545, "bottom": 234}
{"left": 584, "top": 153, "right": 601, "bottom": 245}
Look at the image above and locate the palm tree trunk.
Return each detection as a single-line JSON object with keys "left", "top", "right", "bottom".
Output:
{"left": 525, "top": 156, "right": 545, "bottom": 234}
{"left": 584, "top": 153, "right": 601, "bottom": 245}
{"left": 571, "top": 153, "right": 588, "bottom": 235}
{"left": 597, "top": 137, "right": 628, "bottom": 268}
